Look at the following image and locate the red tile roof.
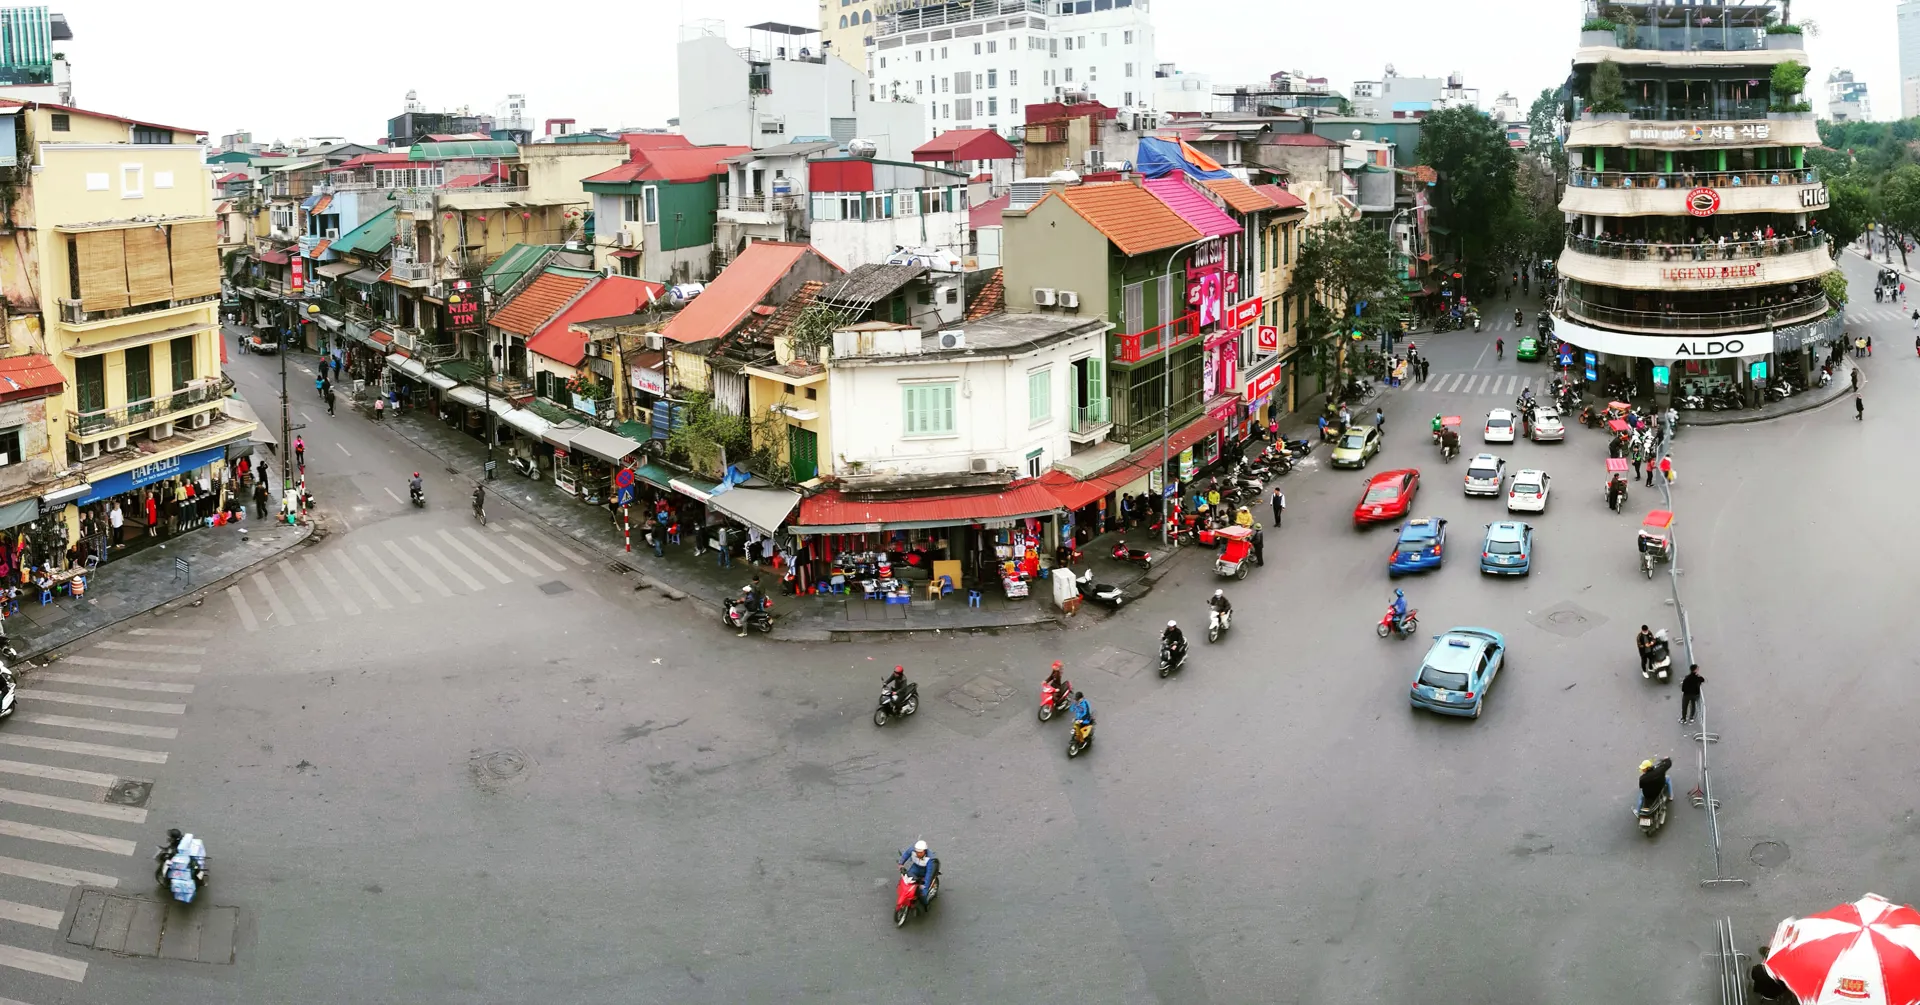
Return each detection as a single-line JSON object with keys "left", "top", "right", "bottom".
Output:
{"left": 1142, "top": 177, "right": 1243, "bottom": 238}
{"left": 794, "top": 482, "right": 1063, "bottom": 530}
{"left": 623, "top": 133, "right": 693, "bottom": 154}
{"left": 1264, "top": 132, "right": 1343, "bottom": 147}
{"left": 215, "top": 171, "right": 248, "bottom": 184}
{"left": 1046, "top": 182, "right": 1202, "bottom": 257}
{"left": 337, "top": 151, "right": 413, "bottom": 168}
{"left": 1252, "top": 184, "right": 1308, "bottom": 210}
{"left": 0, "top": 99, "right": 201, "bottom": 135}
{"left": 445, "top": 173, "right": 495, "bottom": 189}
{"left": 583, "top": 146, "right": 751, "bottom": 185}
{"left": 912, "top": 128, "right": 1018, "bottom": 163}
{"left": 257, "top": 247, "right": 293, "bottom": 265}
{"left": 490, "top": 271, "right": 594, "bottom": 337}
{"left": 305, "top": 239, "right": 331, "bottom": 259}
{"left": 969, "top": 193, "right": 1010, "bottom": 231}
{"left": 1201, "top": 177, "right": 1278, "bottom": 214}
{"left": 963, "top": 271, "right": 1003, "bottom": 322}
{"left": 662, "top": 242, "right": 832, "bottom": 345}
{"left": 0, "top": 353, "right": 64, "bottom": 402}
{"left": 527, "top": 276, "right": 666, "bottom": 366}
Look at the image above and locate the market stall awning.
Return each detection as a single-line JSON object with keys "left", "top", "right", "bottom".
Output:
{"left": 670, "top": 476, "right": 719, "bottom": 502}
{"left": 386, "top": 355, "right": 429, "bottom": 379}
{"left": 633, "top": 461, "right": 677, "bottom": 491}
{"left": 564, "top": 426, "right": 643, "bottom": 464}
{"left": 791, "top": 482, "right": 1063, "bottom": 535}
{"left": 500, "top": 407, "right": 550, "bottom": 439}
{"left": 444, "top": 385, "right": 488, "bottom": 409}
{"left": 707, "top": 484, "right": 801, "bottom": 536}
{"left": 1040, "top": 414, "right": 1225, "bottom": 511}
{"left": 343, "top": 267, "right": 385, "bottom": 286}
{"left": 316, "top": 261, "right": 357, "bottom": 279}
{"left": 422, "top": 370, "right": 457, "bottom": 390}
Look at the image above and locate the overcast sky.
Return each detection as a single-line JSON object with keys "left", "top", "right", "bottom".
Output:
{"left": 63, "top": 0, "right": 1895, "bottom": 145}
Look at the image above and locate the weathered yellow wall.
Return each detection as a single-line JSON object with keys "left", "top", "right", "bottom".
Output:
{"left": 520, "top": 143, "right": 627, "bottom": 204}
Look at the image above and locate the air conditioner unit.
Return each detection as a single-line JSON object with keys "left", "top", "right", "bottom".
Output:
{"left": 644, "top": 333, "right": 665, "bottom": 351}
{"left": 104, "top": 434, "right": 129, "bottom": 453}
{"left": 60, "top": 299, "right": 83, "bottom": 325}
{"left": 968, "top": 457, "right": 992, "bottom": 474}
{"left": 1057, "top": 290, "right": 1079, "bottom": 309}
{"left": 1032, "top": 287, "right": 1056, "bottom": 306}
{"left": 615, "top": 231, "right": 635, "bottom": 249}
{"left": 190, "top": 410, "right": 212, "bottom": 429}
{"left": 936, "top": 330, "right": 966, "bottom": 350}
{"left": 603, "top": 265, "right": 618, "bottom": 277}
{"left": 76, "top": 440, "right": 100, "bottom": 461}
{"left": 325, "top": 228, "right": 340, "bottom": 240}
{"left": 147, "top": 422, "right": 174, "bottom": 442}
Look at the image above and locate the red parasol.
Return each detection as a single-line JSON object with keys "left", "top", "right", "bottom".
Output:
{"left": 1766, "top": 893, "right": 1920, "bottom": 1005}
{"left": 1608, "top": 400, "right": 1631, "bottom": 411}
{"left": 1605, "top": 458, "right": 1629, "bottom": 473}
{"left": 1608, "top": 419, "right": 1629, "bottom": 432}
{"left": 1441, "top": 416, "right": 1461, "bottom": 427}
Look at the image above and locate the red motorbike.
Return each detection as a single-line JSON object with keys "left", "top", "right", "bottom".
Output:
{"left": 1111, "top": 540, "right": 1152, "bottom": 569}
{"left": 893, "top": 863, "right": 939, "bottom": 928}
{"left": 1376, "top": 606, "right": 1419, "bottom": 639}
{"left": 1039, "top": 678, "right": 1073, "bottom": 721}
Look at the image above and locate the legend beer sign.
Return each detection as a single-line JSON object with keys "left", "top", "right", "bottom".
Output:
{"left": 1659, "top": 263, "right": 1761, "bottom": 283}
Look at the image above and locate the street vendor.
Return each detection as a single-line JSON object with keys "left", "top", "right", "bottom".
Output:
{"left": 1234, "top": 506, "right": 1253, "bottom": 528}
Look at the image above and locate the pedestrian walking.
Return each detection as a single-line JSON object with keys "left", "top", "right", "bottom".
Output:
{"left": 293, "top": 436, "right": 305, "bottom": 472}
{"left": 1643, "top": 452, "right": 1656, "bottom": 487}
{"left": 1911, "top": 308, "right": 1917, "bottom": 330}
{"left": 1630, "top": 441, "right": 1644, "bottom": 480}
{"left": 1374, "top": 406, "right": 1385, "bottom": 430}
{"left": 325, "top": 387, "right": 336, "bottom": 415}
{"left": 716, "top": 525, "right": 731, "bottom": 568}
{"left": 108, "top": 500, "right": 123, "bottom": 543}
{"left": 1270, "top": 486, "right": 1285, "bottom": 527}
{"left": 1251, "top": 523, "right": 1266, "bottom": 566}
{"left": 1679, "top": 664, "right": 1705, "bottom": 723}
{"left": 254, "top": 481, "right": 269, "bottom": 519}
{"left": 1659, "top": 455, "right": 1673, "bottom": 484}
{"left": 1855, "top": 393, "right": 1865, "bottom": 420}
{"left": 1851, "top": 367, "right": 1861, "bottom": 392}
{"left": 1867, "top": 334, "right": 1874, "bottom": 356}
{"left": 1636, "top": 624, "right": 1655, "bottom": 672}
{"left": 373, "top": 395, "right": 385, "bottom": 422}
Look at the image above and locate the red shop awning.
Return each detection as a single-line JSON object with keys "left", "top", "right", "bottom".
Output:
{"left": 1041, "top": 414, "right": 1225, "bottom": 511}
{"left": 791, "top": 481, "right": 1062, "bottom": 535}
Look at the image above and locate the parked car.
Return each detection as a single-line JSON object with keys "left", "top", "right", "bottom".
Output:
{"left": 1463, "top": 454, "right": 1506, "bottom": 497}
{"left": 1410, "top": 627, "right": 1508, "bottom": 719}
{"left": 1507, "top": 470, "right": 1551, "bottom": 513}
{"left": 1388, "top": 517, "right": 1447, "bottom": 576}
{"left": 1480, "top": 521, "right": 1534, "bottom": 575}
{"left": 1354, "top": 469, "right": 1421, "bottom": 528}
{"left": 1529, "top": 408, "right": 1565, "bottom": 442}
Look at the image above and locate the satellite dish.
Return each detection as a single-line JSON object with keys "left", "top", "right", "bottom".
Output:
{"left": 1352, "top": 129, "right": 1363, "bottom": 140}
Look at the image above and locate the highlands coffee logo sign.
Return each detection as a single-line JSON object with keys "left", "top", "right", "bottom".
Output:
{"left": 1800, "top": 184, "right": 1829, "bottom": 207}
{"left": 1673, "top": 339, "right": 1744, "bottom": 356}
{"left": 1660, "top": 264, "right": 1761, "bottom": 282}
{"left": 1685, "top": 187, "right": 1721, "bottom": 217}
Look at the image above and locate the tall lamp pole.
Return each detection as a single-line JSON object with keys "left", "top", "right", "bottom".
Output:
{"left": 1158, "top": 237, "right": 1209, "bottom": 548}
{"left": 468, "top": 286, "right": 496, "bottom": 481}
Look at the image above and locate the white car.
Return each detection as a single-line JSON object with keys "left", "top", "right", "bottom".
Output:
{"left": 1507, "top": 469, "right": 1551, "bottom": 513}
{"left": 1463, "top": 454, "right": 1506, "bottom": 496}
{"left": 1484, "top": 408, "right": 1517, "bottom": 443}
{"left": 1530, "top": 408, "right": 1565, "bottom": 442}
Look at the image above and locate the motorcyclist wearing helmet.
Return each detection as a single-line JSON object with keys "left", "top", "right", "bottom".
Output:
{"left": 409, "top": 472, "right": 423, "bottom": 501}
{"left": 1432, "top": 413, "right": 1444, "bottom": 439}
{"left": 1391, "top": 588, "right": 1408, "bottom": 628}
{"left": 883, "top": 665, "right": 909, "bottom": 700}
{"left": 1161, "top": 619, "right": 1187, "bottom": 664}
{"left": 1208, "top": 589, "right": 1233, "bottom": 632}
{"left": 899, "top": 839, "right": 938, "bottom": 906}
{"left": 1044, "top": 660, "right": 1065, "bottom": 691}
{"left": 1638, "top": 756, "right": 1674, "bottom": 811}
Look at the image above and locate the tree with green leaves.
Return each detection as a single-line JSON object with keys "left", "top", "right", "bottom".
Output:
{"left": 1820, "top": 177, "right": 1876, "bottom": 259}
{"left": 1878, "top": 164, "right": 1920, "bottom": 269}
{"left": 1415, "top": 106, "right": 1521, "bottom": 295}
{"left": 1525, "top": 87, "right": 1565, "bottom": 176}
{"left": 1769, "top": 61, "right": 1809, "bottom": 112}
{"left": 1588, "top": 60, "right": 1627, "bottom": 114}
{"left": 1285, "top": 218, "right": 1403, "bottom": 391}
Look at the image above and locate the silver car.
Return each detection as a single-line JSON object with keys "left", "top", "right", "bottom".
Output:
{"left": 1530, "top": 407, "right": 1565, "bottom": 442}
{"left": 1463, "top": 454, "right": 1506, "bottom": 496}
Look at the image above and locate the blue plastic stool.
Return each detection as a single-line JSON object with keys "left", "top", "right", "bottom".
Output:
{"left": 38, "top": 589, "right": 51, "bottom": 605}
{"left": 967, "top": 591, "right": 982, "bottom": 608}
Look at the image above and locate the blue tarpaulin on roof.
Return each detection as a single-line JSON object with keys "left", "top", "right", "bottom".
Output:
{"left": 1134, "top": 136, "right": 1232, "bottom": 181}
{"left": 300, "top": 193, "right": 322, "bottom": 210}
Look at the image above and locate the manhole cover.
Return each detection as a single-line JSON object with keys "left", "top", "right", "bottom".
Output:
{"left": 104, "top": 779, "right": 151, "bottom": 807}
{"left": 470, "top": 748, "right": 534, "bottom": 789}
{"left": 1528, "top": 601, "right": 1608, "bottom": 639}
{"left": 1750, "top": 841, "right": 1791, "bottom": 867}
{"left": 1547, "top": 610, "right": 1586, "bottom": 625}
{"left": 538, "top": 580, "right": 572, "bottom": 595}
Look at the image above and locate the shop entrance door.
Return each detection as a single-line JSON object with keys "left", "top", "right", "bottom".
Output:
{"left": 788, "top": 425, "right": 817, "bottom": 482}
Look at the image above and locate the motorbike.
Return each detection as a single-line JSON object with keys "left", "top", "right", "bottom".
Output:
{"left": 1038, "top": 678, "right": 1074, "bottom": 721}
{"left": 1675, "top": 391, "right": 1705, "bottom": 410}
{"left": 507, "top": 455, "right": 540, "bottom": 480}
{"left": 1207, "top": 607, "right": 1232, "bottom": 644}
{"left": 893, "top": 859, "right": 940, "bottom": 927}
{"left": 722, "top": 593, "right": 774, "bottom": 634}
{"left": 154, "top": 836, "right": 209, "bottom": 904}
{"left": 1472, "top": 316, "right": 1482, "bottom": 332}
{"left": 1642, "top": 632, "right": 1672, "bottom": 682}
{"left": 471, "top": 492, "right": 487, "bottom": 526}
{"left": 1279, "top": 436, "right": 1313, "bottom": 457}
{"left": 1111, "top": 540, "right": 1152, "bottom": 570}
{"left": 1376, "top": 606, "right": 1419, "bottom": 639}
{"left": 1513, "top": 309, "right": 1523, "bottom": 327}
{"left": 872, "top": 680, "right": 920, "bottom": 727}
{"left": 1766, "top": 380, "right": 1792, "bottom": 402}
{"left": 1158, "top": 638, "right": 1187, "bottom": 677}
{"left": 1066, "top": 719, "right": 1095, "bottom": 758}
{"left": 1636, "top": 780, "right": 1673, "bottom": 837}
{"left": 409, "top": 483, "right": 425, "bottom": 508}
{"left": 1073, "top": 569, "right": 1125, "bottom": 610}
{"left": 0, "top": 663, "right": 14, "bottom": 721}
{"left": 1605, "top": 480, "right": 1629, "bottom": 513}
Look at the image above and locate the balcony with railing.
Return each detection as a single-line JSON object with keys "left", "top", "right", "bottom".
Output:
{"left": 70, "top": 375, "right": 235, "bottom": 439}
{"left": 1112, "top": 313, "right": 1201, "bottom": 365}
{"left": 1585, "top": 25, "right": 1769, "bottom": 54}
{"left": 876, "top": 0, "right": 1044, "bottom": 36}
{"left": 1567, "top": 166, "right": 1817, "bottom": 190}
{"left": 1563, "top": 230, "right": 1824, "bottom": 262}
{"left": 1070, "top": 397, "right": 1110, "bottom": 437}
{"left": 1563, "top": 291, "right": 1828, "bottom": 334}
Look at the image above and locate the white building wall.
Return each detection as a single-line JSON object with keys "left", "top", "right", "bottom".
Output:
{"left": 681, "top": 29, "right": 925, "bottom": 158}
{"left": 1051, "top": 3, "right": 1156, "bottom": 111}
{"left": 678, "top": 35, "right": 754, "bottom": 148}
{"left": 826, "top": 329, "right": 1103, "bottom": 478}
{"left": 813, "top": 209, "right": 969, "bottom": 270}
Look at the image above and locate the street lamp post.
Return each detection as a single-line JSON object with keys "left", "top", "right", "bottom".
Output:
{"left": 1158, "top": 237, "right": 1209, "bottom": 548}
{"left": 468, "top": 287, "right": 497, "bottom": 481}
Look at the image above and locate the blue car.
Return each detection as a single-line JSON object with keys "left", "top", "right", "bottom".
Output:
{"left": 1479, "top": 521, "right": 1533, "bottom": 575}
{"left": 1388, "top": 517, "right": 1447, "bottom": 576}
{"left": 1410, "top": 627, "right": 1507, "bottom": 718}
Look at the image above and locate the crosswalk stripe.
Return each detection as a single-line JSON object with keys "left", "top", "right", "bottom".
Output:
{"left": 250, "top": 571, "right": 296, "bottom": 627}
{"left": 0, "top": 897, "right": 63, "bottom": 929}
{"left": 18, "top": 714, "right": 176, "bottom": 740}
{"left": 29, "top": 673, "right": 193, "bottom": 694}
{"left": 460, "top": 527, "right": 538, "bottom": 578}
{"left": 334, "top": 551, "right": 392, "bottom": 611}
{"left": 1502, "top": 375, "right": 1519, "bottom": 395}
{"left": 0, "top": 733, "right": 167, "bottom": 763}
{"left": 0, "top": 941, "right": 88, "bottom": 981}
{"left": 381, "top": 541, "right": 450, "bottom": 598}
{"left": 358, "top": 544, "right": 423, "bottom": 604}
{"left": 0, "top": 786, "right": 146, "bottom": 823}
{"left": 226, "top": 585, "right": 259, "bottom": 632}
{"left": 0, "top": 817, "right": 136, "bottom": 855}
{"left": 92, "top": 641, "right": 205, "bottom": 656}
{"left": 510, "top": 521, "right": 586, "bottom": 564}
{"left": 278, "top": 560, "right": 328, "bottom": 621}
{"left": 0, "top": 759, "right": 119, "bottom": 788}
{"left": 0, "top": 853, "right": 118, "bottom": 888}
{"left": 501, "top": 533, "right": 568, "bottom": 572}
{"left": 439, "top": 529, "right": 511, "bottom": 584}
{"left": 304, "top": 553, "right": 360, "bottom": 617}
{"left": 125, "top": 628, "right": 212, "bottom": 638}
{"left": 410, "top": 536, "right": 482, "bottom": 592}
{"left": 60, "top": 656, "right": 197, "bottom": 674}
{"left": 16, "top": 691, "right": 185, "bottom": 715}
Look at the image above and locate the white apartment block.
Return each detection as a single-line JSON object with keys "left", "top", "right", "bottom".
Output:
{"left": 866, "top": 0, "right": 1156, "bottom": 139}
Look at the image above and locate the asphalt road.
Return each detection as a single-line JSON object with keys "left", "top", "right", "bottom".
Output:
{"left": 0, "top": 264, "right": 1910, "bottom": 1004}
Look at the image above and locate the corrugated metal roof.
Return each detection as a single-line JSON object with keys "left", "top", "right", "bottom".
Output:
{"left": 490, "top": 271, "right": 594, "bottom": 338}
{"left": 481, "top": 243, "right": 555, "bottom": 291}
{"left": 1048, "top": 182, "right": 1202, "bottom": 257}
{"left": 1252, "top": 183, "right": 1308, "bottom": 211}
{"left": 912, "top": 128, "right": 1017, "bottom": 162}
{"left": 1142, "top": 177, "right": 1243, "bottom": 238}
{"left": 794, "top": 482, "right": 1062, "bottom": 532}
{"left": 662, "top": 242, "right": 826, "bottom": 345}
{"left": 1200, "top": 177, "right": 1278, "bottom": 214}
{"left": 411, "top": 139, "right": 519, "bottom": 161}
{"left": 329, "top": 206, "right": 397, "bottom": 256}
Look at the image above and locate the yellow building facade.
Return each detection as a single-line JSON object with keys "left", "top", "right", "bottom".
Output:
{"left": 742, "top": 335, "right": 831, "bottom": 485}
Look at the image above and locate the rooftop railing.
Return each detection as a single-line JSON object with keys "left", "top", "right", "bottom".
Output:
{"left": 1568, "top": 167, "right": 1818, "bottom": 190}
{"left": 1563, "top": 231, "right": 1825, "bottom": 262}
{"left": 1564, "top": 292, "right": 1827, "bottom": 334}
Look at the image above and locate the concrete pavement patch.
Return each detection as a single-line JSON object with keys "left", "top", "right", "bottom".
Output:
{"left": 1527, "top": 601, "right": 1609, "bottom": 639}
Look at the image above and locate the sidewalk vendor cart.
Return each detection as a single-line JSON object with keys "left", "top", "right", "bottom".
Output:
{"left": 1637, "top": 509, "right": 1673, "bottom": 579}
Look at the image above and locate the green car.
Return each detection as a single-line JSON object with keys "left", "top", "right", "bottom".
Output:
{"left": 1330, "top": 426, "right": 1382, "bottom": 469}
{"left": 1514, "top": 335, "right": 1541, "bottom": 362}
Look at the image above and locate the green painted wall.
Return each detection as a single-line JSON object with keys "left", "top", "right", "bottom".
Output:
{"left": 656, "top": 180, "right": 718, "bottom": 252}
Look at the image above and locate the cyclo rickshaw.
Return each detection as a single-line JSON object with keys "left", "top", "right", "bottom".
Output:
{"left": 1637, "top": 509, "right": 1673, "bottom": 579}
{"left": 1213, "top": 524, "right": 1255, "bottom": 580}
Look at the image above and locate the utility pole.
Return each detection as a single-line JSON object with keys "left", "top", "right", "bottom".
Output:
{"left": 477, "top": 286, "right": 496, "bottom": 481}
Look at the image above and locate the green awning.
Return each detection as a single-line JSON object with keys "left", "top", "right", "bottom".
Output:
{"left": 617, "top": 420, "right": 652, "bottom": 442}
{"left": 481, "top": 243, "right": 555, "bottom": 292}
{"left": 434, "top": 359, "right": 485, "bottom": 384}
{"left": 330, "top": 206, "right": 397, "bottom": 256}
{"left": 633, "top": 462, "right": 678, "bottom": 491}
{"left": 523, "top": 398, "right": 572, "bottom": 424}
{"left": 412, "top": 140, "right": 518, "bottom": 160}
{"left": 1428, "top": 223, "right": 1453, "bottom": 236}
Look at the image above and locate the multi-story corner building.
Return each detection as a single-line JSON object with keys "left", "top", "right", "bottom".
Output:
{"left": 1900, "top": 1, "right": 1920, "bottom": 118}
{"left": 1558, "top": 3, "right": 1837, "bottom": 406}
{"left": 865, "top": 0, "right": 1155, "bottom": 139}
{"left": 0, "top": 6, "right": 72, "bottom": 106}
{"left": 0, "top": 99, "right": 256, "bottom": 558}
{"left": 1826, "top": 70, "right": 1870, "bottom": 122}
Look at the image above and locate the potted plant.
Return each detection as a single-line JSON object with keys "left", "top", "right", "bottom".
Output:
{"left": 1580, "top": 17, "right": 1618, "bottom": 47}
{"left": 1584, "top": 59, "right": 1630, "bottom": 119}
{"left": 1767, "top": 60, "right": 1812, "bottom": 118}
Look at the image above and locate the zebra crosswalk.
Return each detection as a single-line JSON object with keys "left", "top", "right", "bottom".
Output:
{"left": 1841, "top": 304, "right": 1918, "bottom": 325}
{"left": 0, "top": 626, "right": 207, "bottom": 992}
{"left": 1405, "top": 372, "right": 1537, "bottom": 397}
{"left": 224, "top": 521, "right": 589, "bottom": 633}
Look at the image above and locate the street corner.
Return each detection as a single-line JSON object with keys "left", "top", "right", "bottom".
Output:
{"left": 64, "top": 885, "right": 240, "bottom": 965}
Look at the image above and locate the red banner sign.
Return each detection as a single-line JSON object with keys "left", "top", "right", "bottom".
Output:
{"left": 1224, "top": 296, "right": 1263, "bottom": 331}
{"left": 1256, "top": 325, "right": 1279, "bottom": 352}
{"left": 290, "top": 255, "right": 305, "bottom": 294}
{"left": 447, "top": 298, "right": 483, "bottom": 330}
{"left": 1244, "top": 363, "right": 1283, "bottom": 402}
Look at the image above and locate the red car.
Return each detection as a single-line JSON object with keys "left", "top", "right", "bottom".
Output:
{"left": 1353, "top": 469, "right": 1421, "bottom": 527}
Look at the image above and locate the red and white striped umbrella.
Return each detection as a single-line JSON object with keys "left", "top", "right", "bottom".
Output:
{"left": 1767, "top": 894, "right": 1920, "bottom": 1004}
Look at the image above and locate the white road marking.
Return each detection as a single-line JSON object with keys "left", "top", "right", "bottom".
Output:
{"left": 17, "top": 714, "right": 175, "bottom": 740}
{"left": 92, "top": 641, "right": 205, "bottom": 655}
{"left": 358, "top": 544, "right": 424, "bottom": 604}
{"left": 27, "top": 673, "right": 192, "bottom": 694}
{"left": 0, "top": 733, "right": 168, "bottom": 763}
{"left": 0, "top": 786, "right": 146, "bottom": 823}
{"left": 251, "top": 570, "right": 297, "bottom": 626}
{"left": 16, "top": 690, "right": 186, "bottom": 715}
{"left": 384, "top": 486, "right": 402, "bottom": 503}
{"left": 0, "top": 817, "right": 136, "bottom": 855}
{"left": 0, "top": 898, "right": 61, "bottom": 929}
{"left": 510, "top": 521, "right": 586, "bottom": 564}
{"left": 500, "top": 533, "right": 568, "bottom": 571}
{"left": 0, "top": 853, "right": 118, "bottom": 888}
{"left": 336, "top": 442, "right": 351, "bottom": 457}
{"left": 0, "top": 759, "right": 119, "bottom": 788}
{"left": 278, "top": 559, "right": 329, "bottom": 621}
{"left": 335, "top": 550, "right": 393, "bottom": 610}
{"left": 439, "top": 529, "right": 512, "bottom": 583}
{"left": 463, "top": 527, "right": 539, "bottom": 576}
{"left": 381, "top": 540, "right": 451, "bottom": 597}
{"left": 0, "top": 941, "right": 89, "bottom": 981}
{"left": 124, "top": 628, "right": 211, "bottom": 638}
{"left": 305, "top": 553, "right": 360, "bottom": 616}
{"left": 409, "top": 536, "right": 482, "bottom": 592}
{"left": 60, "top": 656, "right": 198, "bottom": 674}
{"left": 226, "top": 585, "right": 259, "bottom": 632}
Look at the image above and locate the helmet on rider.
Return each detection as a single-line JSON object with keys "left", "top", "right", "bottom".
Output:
{"left": 912, "top": 839, "right": 929, "bottom": 854}
{"left": 1051, "top": 660, "right": 1062, "bottom": 670}
{"left": 1394, "top": 588, "right": 1404, "bottom": 599}
{"left": 168, "top": 827, "right": 183, "bottom": 844}
{"left": 1213, "top": 589, "right": 1223, "bottom": 598}
{"left": 1639, "top": 759, "right": 1655, "bottom": 772}
{"left": 1073, "top": 691, "right": 1084, "bottom": 701}
{"left": 1167, "top": 619, "right": 1178, "bottom": 628}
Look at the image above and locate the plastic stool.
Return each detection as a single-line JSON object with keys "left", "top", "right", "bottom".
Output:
{"left": 38, "top": 589, "right": 51, "bottom": 605}
{"left": 967, "top": 591, "right": 982, "bottom": 608}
